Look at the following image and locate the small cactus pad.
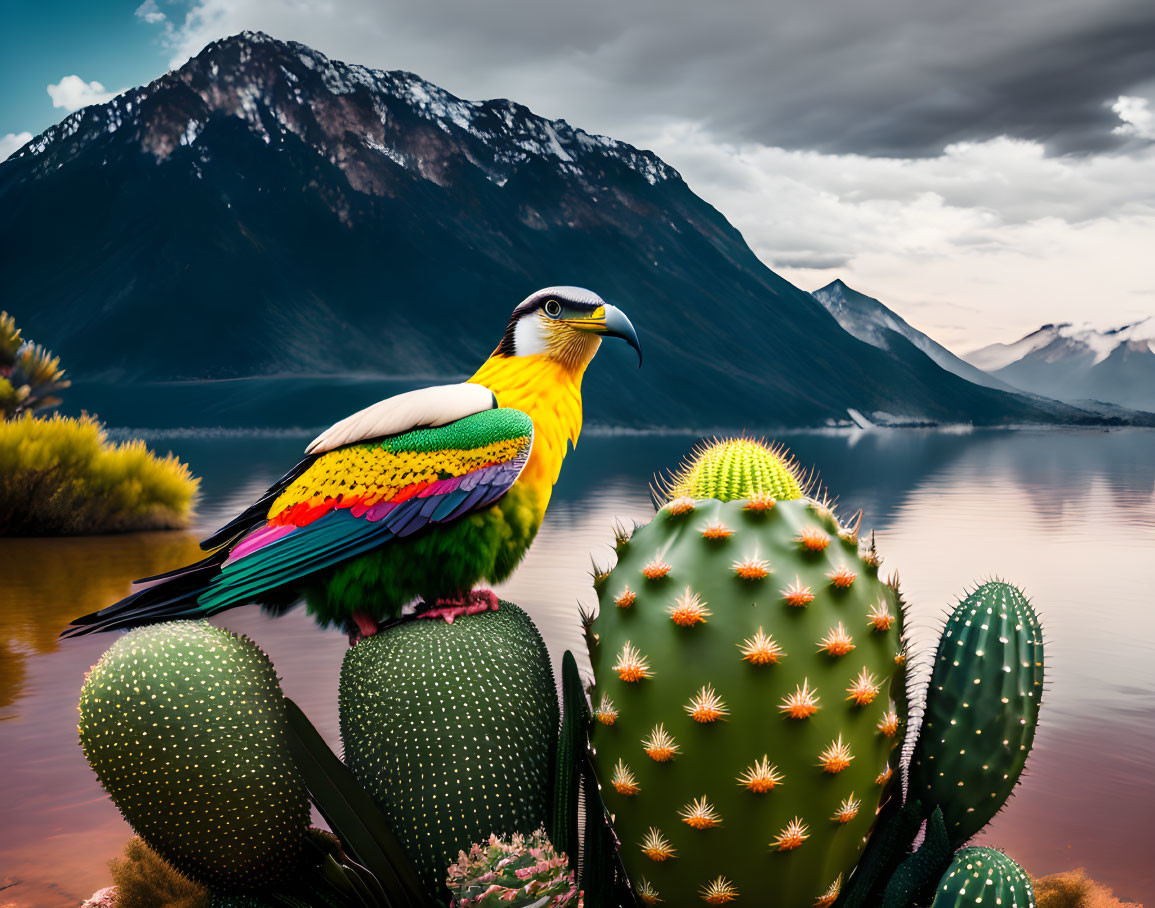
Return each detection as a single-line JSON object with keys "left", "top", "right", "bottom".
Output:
{"left": 446, "top": 828, "right": 582, "bottom": 907}
{"left": 930, "top": 847, "right": 1035, "bottom": 907}
{"left": 655, "top": 438, "right": 804, "bottom": 504}
{"left": 339, "top": 601, "right": 558, "bottom": 900}
{"left": 78, "top": 621, "right": 309, "bottom": 891}
{"left": 908, "top": 581, "right": 1044, "bottom": 846}
{"left": 590, "top": 486, "right": 905, "bottom": 906}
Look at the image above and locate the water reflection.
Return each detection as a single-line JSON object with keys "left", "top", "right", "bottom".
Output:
{"left": 1, "top": 428, "right": 1153, "bottom": 905}
{"left": 0, "top": 533, "right": 205, "bottom": 716}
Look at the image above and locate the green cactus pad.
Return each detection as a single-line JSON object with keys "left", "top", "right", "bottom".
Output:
{"left": 908, "top": 581, "right": 1044, "bottom": 846}
{"left": 590, "top": 493, "right": 905, "bottom": 907}
{"left": 656, "top": 438, "right": 805, "bottom": 503}
{"left": 930, "top": 847, "right": 1035, "bottom": 907}
{"left": 339, "top": 601, "right": 559, "bottom": 901}
{"left": 78, "top": 621, "right": 310, "bottom": 892}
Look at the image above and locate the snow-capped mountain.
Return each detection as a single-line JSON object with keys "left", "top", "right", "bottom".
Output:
{"left": 11, "top": 32, "right": 673, "bottom": 191}
{"left": 812, "top": 280, "right": 1016, "bottom": 392}
{"left": 0, "top": 32, "right": 1130, "bottom": 428}
{"left": 965, "top": 320, "right": 1155, "bottom": 412}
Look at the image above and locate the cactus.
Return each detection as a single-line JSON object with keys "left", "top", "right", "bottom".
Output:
{"left": 840, "top": 581, "right": 1046, "bottom": 908}
{"left": 209, "top": 884, "right": 351, "bottom": 907}
{"left": 588, "top": 439, "right": 906, "bottom": 907}
{"left": 446, "top": 829, "right": 582, "bottom": 907}
{"left": 340, "top": 601, "right": 559, "bottom": 901}
{"left": 78, "top": 621, "right": 310, "bottom": 892}
{"left": 210, "top": 891, "right": 348, "bottom": 908}
{"left": 657, "top": 437, "right": 805, "bottom": 502}
{"left": 205, "top": 829, "right": 385, "bottom": 907}
{"left": 930, "top": 847, "right": 1035, "bottom": 907}
{"left": 907, "top": 581, "right": 1044, "bottom": 847}
{"left": 551, "top": 651, "right": 585, "bottom": 862}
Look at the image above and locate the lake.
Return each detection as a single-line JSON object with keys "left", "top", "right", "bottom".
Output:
{"left": 2, "top": 427, "right": 1153, "bottom": 906}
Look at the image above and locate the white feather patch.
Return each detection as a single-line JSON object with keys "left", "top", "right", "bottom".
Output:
{"left": 513, "top": 314, "right": 548, "bottom": 356}
{"left": 305, "top": 382, "right": 498, "bottom": 455}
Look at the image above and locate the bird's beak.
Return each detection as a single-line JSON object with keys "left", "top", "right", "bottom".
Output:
{"left": 567, "top": 303, "right": 643, "bottom": 366}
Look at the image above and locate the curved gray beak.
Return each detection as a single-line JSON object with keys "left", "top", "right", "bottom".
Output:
{"left": 600, "top": 303, "right": 643, "bottom": 366}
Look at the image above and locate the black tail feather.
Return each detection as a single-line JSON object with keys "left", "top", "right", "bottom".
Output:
{"left": 60, "top": 552, "right": 227, "bottom": 638}
{"left": 136, "top": 551, "right": 228, "bottom": 583}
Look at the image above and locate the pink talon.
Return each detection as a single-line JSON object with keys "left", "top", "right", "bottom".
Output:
{"left": 421, "top": 589, "right": 500, "bottom": 623}
{"left": 348, "top": 609, "right": 380, "bottom": 646}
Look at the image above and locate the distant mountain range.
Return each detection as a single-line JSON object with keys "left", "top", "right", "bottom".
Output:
{"left": 814, "top": 280, "right": 1155, "bottom": 420}
{"left": 811, "top": 280, "right": 1017, "bottom": 393}
{"left": 964, "top": 321, "right": 1155, "bottom": 412}
{"left": 0, "top": 32, "right": 1138, "bottom": 429}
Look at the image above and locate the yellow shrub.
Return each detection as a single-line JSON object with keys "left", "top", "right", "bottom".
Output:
{"left": 109, "top": 837, "right": 209, "bottom": 908}
{"left": 0, "top": 413, "right": 199, "bottom": 535}
{"left": 1033, "top": 869, "right": 1142, "bottom": 908}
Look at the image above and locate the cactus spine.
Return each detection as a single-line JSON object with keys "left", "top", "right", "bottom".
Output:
{"left": 907, "top": 581, "right": 1044, "bottom": 846}
{"left": 78, "top": 621, "right": 310, "bottom": 892}
{"left": 339, "top": 601, "right": 559, "bottom": 901}
{"left": 930, "top": 847, "right": 1035, "bottom": 907}
{"left": 589, "top": 439, "right": 906, "bottom": 907}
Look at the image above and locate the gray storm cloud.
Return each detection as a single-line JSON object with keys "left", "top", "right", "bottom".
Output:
{"left": 163, "top": 0, "right": 1155, "bottom": 156}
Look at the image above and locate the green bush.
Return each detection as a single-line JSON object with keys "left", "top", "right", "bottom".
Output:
{"left": 0, "top": 412, "right": 199, "bottom": 535}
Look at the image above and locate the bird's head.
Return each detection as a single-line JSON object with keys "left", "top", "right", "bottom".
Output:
{"left": 492, "top": 286, "right": 642, "bottom": 371}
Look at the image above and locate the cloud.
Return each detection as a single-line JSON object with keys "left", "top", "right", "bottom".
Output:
{"left": 46, "top": 76, "right": 120, "bottom": 112}
{"left": 0, "top": 132, "right": 33, "bottom": 161}
{"left": 639, "top": 124, "right": 1155, "bottom": 350}
{"left": 145, "top": 0, "right": 1155, "bottom": 157}
{"left": 772, "top": 253, "right": 853, "bottom": 271}
{"left": 1113, "top": 95, "right": 1155, "bottom": 140}
{"left": 135, "top": 0, "right": 167, "bottom": 25}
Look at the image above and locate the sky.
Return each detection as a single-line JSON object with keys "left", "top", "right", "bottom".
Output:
{"left": 2, "top": 0, "right": 1154, "bottom": 352}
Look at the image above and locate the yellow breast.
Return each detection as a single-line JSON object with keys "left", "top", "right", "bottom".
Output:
{"left": 467, "top": 353, "right": 585, "bottom": 518}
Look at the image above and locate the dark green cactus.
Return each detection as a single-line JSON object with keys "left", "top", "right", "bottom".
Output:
{"left": 878, "top": 806, "right": 952, "bottom": 908}
{"left": 209, "top": 882, "right": 353, "bottom": 908}
{"left": 930, "top": 847, "right": 1035, "bottom": 907}
{"left": 589, "top": 439, "right": 907, "bottom": 907}
{"left": 339, "top": 601, "right": 559, "bottom": 901}
{"left": 551, "top": 651, "right": 585, "bottom": 862}
{"left": 907, "top": 581, "right": 1044, "bottom": 847}
{"left": 78, "top": 621, "right": 310, "bottom": 892}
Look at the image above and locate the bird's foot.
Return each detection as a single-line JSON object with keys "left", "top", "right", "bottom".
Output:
{"left": 347, "top": 610, "right": 381, "bottom": 646}
{"left": 420, "top": 589, "right": 500, "bottom": 624}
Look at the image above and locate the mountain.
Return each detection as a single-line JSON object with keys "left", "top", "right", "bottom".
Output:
{"left": 965, "top": 320, "right": 1155, "bottom": 412}
{"left": 0, "top": 32, "right": 1128, "bottom": 429}
{"left": 967, "top": 324, "right": 1077, "bottom": 373}
{"left": 811, "top": 280, "right": 1016, "bottom": 392}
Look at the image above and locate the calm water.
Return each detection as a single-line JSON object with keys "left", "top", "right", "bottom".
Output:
{"left": 2, "top": 428, "right": 1153, "bottom": 906}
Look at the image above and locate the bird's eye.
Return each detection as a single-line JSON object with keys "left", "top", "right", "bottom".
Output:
{"left": 544, "top": 299, "right": 562, "bottom": 318}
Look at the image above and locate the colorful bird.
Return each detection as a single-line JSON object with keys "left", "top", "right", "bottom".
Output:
{"left": 62, "top": 287, "right": 640, "bottom": 639}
